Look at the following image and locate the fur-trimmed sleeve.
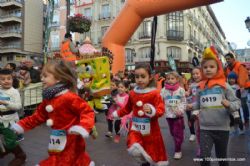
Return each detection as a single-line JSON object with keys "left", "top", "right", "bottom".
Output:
{"left": 17, "top": 101, "right": 48, "bottom": 131}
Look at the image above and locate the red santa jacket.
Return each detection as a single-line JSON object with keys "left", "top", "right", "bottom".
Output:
{"left": 16, "top": 90, "right": 95, "bottom": 166}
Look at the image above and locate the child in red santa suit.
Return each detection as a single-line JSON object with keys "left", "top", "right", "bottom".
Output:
{"left": 113, "top": 63, "right": 168, "bottom": 166}
{"left": 12, "top": 60, "right": 95, "bottom": 166}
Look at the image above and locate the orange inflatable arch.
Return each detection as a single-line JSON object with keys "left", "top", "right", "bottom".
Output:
{"left": 102, "top": 0, "right": 223, "bottom": 74}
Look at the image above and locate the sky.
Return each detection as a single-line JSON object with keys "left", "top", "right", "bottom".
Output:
{"left": 211, "top": 0, "right": 250, "bottom": 49}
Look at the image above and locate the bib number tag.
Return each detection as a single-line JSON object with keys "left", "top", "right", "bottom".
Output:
{"left": 167, "top": 99, "right": 179, "bottom": 107}
{"left": 200, "top": 94, "right": 223, "bottom": 109}
{"left": 48, "top": 130, "right": 67, "bottom": 153}
{"left": 131, "top": 117, "right": 150, "bottom": 136}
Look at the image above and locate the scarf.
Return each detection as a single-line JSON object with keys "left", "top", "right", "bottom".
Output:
{"left": 42, "top": 83, "right": 68, "bottom": 100}
{"left": 165, "top": 82, "right": 180, "bottom": 95}
{"left": 199, "top": 46, "right": 226, "bottom": 90}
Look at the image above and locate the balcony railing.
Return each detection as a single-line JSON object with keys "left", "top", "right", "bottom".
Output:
{"left": 0, "top": 44, "right": 22, "bottom": 53}
{"left": 167, "top": 30, "right": 184, "bottom": 41}
{"left": 0, "top": 29, "right": 22, "bottom": 38}
{"left": 99, "top": 12, "right": 111, "bottom": 20}
{"left": 138, "top": 31, "right": 151, "bottom": 39}
{"left": 0, "top": 14, "right": 22, "bottom": 23}
{"left": 0, "top": 0, "right": 23, "bottom": 8}
{"left": 50, "top": 21, "right": 60, "bottom": 27}
{"left": 1, "top": 44, "right": 21, "bottom": 49}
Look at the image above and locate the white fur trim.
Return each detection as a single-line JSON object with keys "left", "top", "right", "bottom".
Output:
{"left": 46, "top": 119, "right": 53, "bottom": 127}
{"left": 192, "top": 110, "right": 199, "bottom": 116}
{"left": 156, "top": 161, "right": 169, "bottom": 166}
{"left": 136, "top": 101, "right": 143, "bottom": 107}
{"left": 89, "top": 161, "right": 95, "bottom": 166}
{"left": 144, "top": 104, "right": 156, "bottom": 118}
{"left": 112, "top": 111, "right": 119, "bottom": 118}
{"left": 127, "top": 143, "right": 153, "bottom": 164}
{"left": 11, "top": 123, "right": 24, "bottom": 134}
{"left": 55, "top": 89, "right": 69, "bottom": 97}
{"left": 68, "top": 125, "right": 89, "bottom": 138}
{"left": 134, "top": 86, "right": 156, "bottom": 94}
{"left": 45, "top": 105, "right": 53, "bottom": 113}
{"left": 138, "top": 110, "right": 145, "bottom": 117}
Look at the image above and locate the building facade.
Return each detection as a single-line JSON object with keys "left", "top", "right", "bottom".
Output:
{"left": 235, "top": 48, "right": 250, "bottom": 62}
{"left": 49, "top": 0, "right": 228, "bottom": 73}
{"left": 0, "top": 0, "right": 44, "bottom": 67}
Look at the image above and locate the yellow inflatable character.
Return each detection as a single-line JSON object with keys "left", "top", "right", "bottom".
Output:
{"left": 76, "top": 56, "right": 111, "bottom": 110}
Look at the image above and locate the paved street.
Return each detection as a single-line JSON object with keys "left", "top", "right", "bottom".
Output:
{"left": 1, "top": 113, "right": 250, "bottom": 166}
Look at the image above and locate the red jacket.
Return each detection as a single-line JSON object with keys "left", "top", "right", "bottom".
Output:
{"left": 118, "top": 87, "right": 168, "bottom": 165}
{"left": 18, "top": 91, "right": 95, "bottom": 166}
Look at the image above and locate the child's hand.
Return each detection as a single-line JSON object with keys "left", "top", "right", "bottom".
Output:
{"left": 0, "top": 100, "right": 7, "bottom": 105}
{"left": 186, "top": 104, "right": 193, "bottom": 111}
{"left": 221, "top": 99, "right": 230, "bottom": 108}
{"left": 185, "top": 91, "right": 190, "bottom": 97}
{"left": 174, "top": 110, "right": 183, "bottom": 117}
{"left": 143, "top": 104, "right": 152, "bottom": 114}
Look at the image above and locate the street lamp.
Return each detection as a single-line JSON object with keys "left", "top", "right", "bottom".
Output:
{"left": 245, "top": 17, "right": 250, "bottom": 32}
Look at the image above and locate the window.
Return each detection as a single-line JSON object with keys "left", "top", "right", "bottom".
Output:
{"left": 139, "top": 21, "right": 152, "bottom": 39}
{"left": 101, "top": 26, "right": 109, "bottom": 36}
{"left": 167, "top": 11, "right": 184, "bottom": 40}
{"left": 84, "top": 8, "right": 92, "bottom": 20}
{"left": 139, "top": 47, "right": 151, "bottom": 60}
{"left": 167, "top": 47, "right": 181, "bottom": 60}
{"left": 52, "top": 11, "right": 59, "bottom": 26}
{"left": 125, "top": 49, "right": 134, "bottom": 63}
{"left": 101, "top": 4, "right": 110, "bottom": 19}
{"left": 54, "top": 0, "right": 59, "bottom": 7}
{"left": 51, "top": 32, "right": 60, "bottom": 50}
{"left": 82, "top": 31, "right": 91, "bottom": 39}
{"left": 7, "top": 55, "right": 14, "bottom": 61}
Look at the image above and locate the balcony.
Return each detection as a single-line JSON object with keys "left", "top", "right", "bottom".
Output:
{"left": 0, "top": 0, "right": 23, "bottom": 9}
{"left": 138, "top": 31, "right": 151, "bottom": 39}
{"left": 167, "top": 30, "right": 184, "bottom": 41}
{"left": 134, "top": 57, "right": 150, "bottom": 63}
{"left": 0, "top": 44, "right": 22, "bottom": 53}
{"left": 0, "top": 29, "right": 22, "bottom": 38}
{"left": 50, "top": 21, "right": 60, "bottom": 27}
{"left": 99, "top": 12, "right": 111, "bottom": 20}
{"left": 50, "top": 42, "right": 60, "bottom": 51}
{"left": 0, "top": 14, "right": 22, "bottom": 23}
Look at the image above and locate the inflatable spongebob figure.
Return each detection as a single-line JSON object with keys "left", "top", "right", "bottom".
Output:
{"left": 76, "top": 37, "right": 111, "bottom": 111}
{"left": 76, "top": 56, "right": 111, "bottom": 111}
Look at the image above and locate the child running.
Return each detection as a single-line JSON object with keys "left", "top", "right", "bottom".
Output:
{"left": 113, "top": 63, "right": 168, "bottom": 166}
{"left": 192, "top": 47, "right": 241, "bottom": 166}
{"left": 12, "top": 60, "right": 95, "bottom": 166}
{"left": 160, "top": 71, "right": 186, "bottom": 160}
{"left": 0, "top": 69, "right": 26, "bottom": 165}
{"left": 186, "top": 67, "right": 202, "bottom": 157}
{"left": 227, "top": 72, "right": 244, "bottom": 135}
{"left": 106, "top": 81, "right": 129, "bottom": 143}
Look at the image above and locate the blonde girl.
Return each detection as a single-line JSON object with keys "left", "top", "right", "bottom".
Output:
{"left": 161, "top": 71, "right": 186, "bottom": 160}
{"left": 186, "top": 67, "right": 202, "bottom": 157}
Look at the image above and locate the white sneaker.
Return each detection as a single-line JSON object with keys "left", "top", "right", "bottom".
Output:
{"left": 239, "top": 130, "right": 245, "bottom": 135}
{"left": 189, "top": 134, "right": 196, "bottom": 141}
{"left": 174, "top": 152, "right": 182, "bottom": 159}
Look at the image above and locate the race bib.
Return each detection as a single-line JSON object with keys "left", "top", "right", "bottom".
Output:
{"left": 200, "top": 93, "right": 223, "bottom": 109}
{"left": 48, "top": 130, "right": 67, "bottom": 153}
{"left": 167, "top": 99, "right": 179, "bottom": 107}
{"left": 131, "top": 117, "right": 150, "bottom": 136}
